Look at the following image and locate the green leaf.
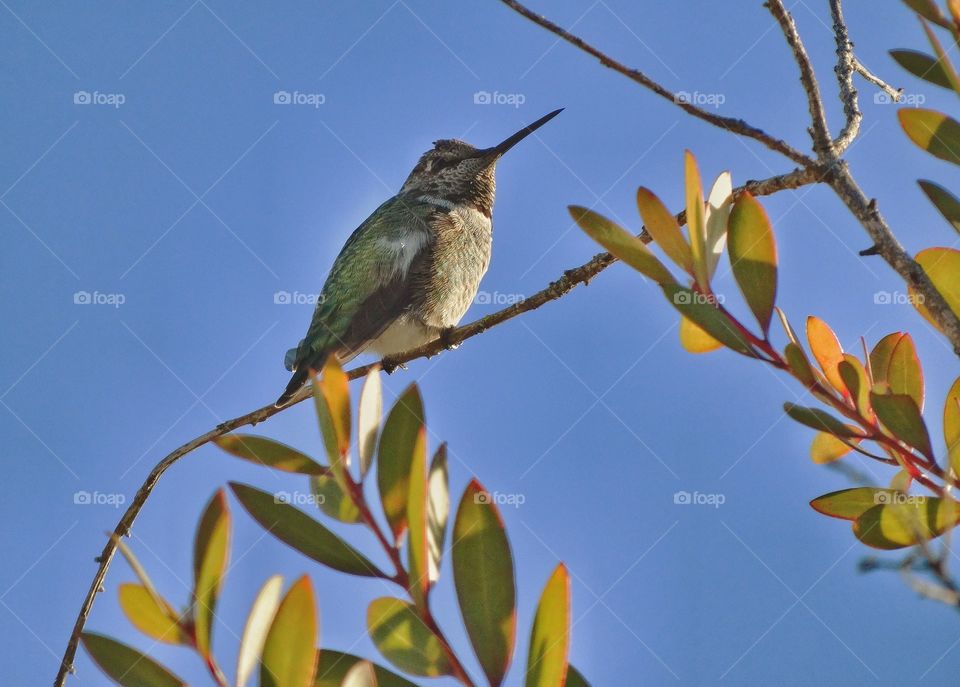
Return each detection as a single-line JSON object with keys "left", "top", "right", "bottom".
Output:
{"left": 406, "top": 426, "right": 429, "bottom": 607}
{"left": 313, "top": 650, "right": 418, "bottom": 687}
{"left": 704, "top": 171, "right": 733, "bottom": 280}
{"left": 343, "top": 661, "right": 378, "bottom": 687}
{"left": 378, "top": 384, "right": 425, "bottom": 542}
{"left": 193, "top": 490, "right": 230, "bottom": 660}
{"left": 636, "top": 187, "right": 693, "bottom": 274}
{"left": 806, "top": 316, "right": 845, "bottom": 393}
{"left": 260, "top": 576, "right": 318, "bottom": 687}
{"left": 783, "top": 403, "right": 863, "bottom": 438}
{"left": 890, "top": 49, "right": 953, "bottom": 89}
{"left": 944, "top": 377, "right": 960, "bottom": 474}
{"left": 903, "top": 0, "right": 948, "bottom": 26}
{"left": 453, "top": 479, "right": 517, "bottom": 687}
{"left": 427, "top": 445, "right": 450, "bottom": 585}
{"left": 662, "top": 284, "right": 753, "bottom": 355}
{"left": 811, "top": 488, "right": 902, "bottom": 520}
{"left": 214, "top": 435, "right": 328, "bottom": 475}
{"left": 117, "top": 584, "right": 186, "bottom": 645}
{"left": 809, "top": 431, "right": 861, "bottom": 464}
{"left": 358, "top": 366, "right": 383, "bottom": 478}
{"left": 565, "top": 666, "right": 591, "bottom": 687}
{"left": 870, "top": 392, "right": 934, "bottom": 457}
{"left": 784, "top": 342, "right": 816, "bottom": 387}
{"left": 311, "top": 472, "right": 362, "bottom": 523}
{"left": 854, "top": 498, "right": 960, "bottom": 549}
{"left": 727, "top": 192, "right": 777, "bottom": 333}
{"left": 237, "top": 575, "right": 284, "bottom": 687}
{"left": 525, "top": 564, "right": 571, "bottom": 687}
{"left": 568, "top": 206, "right": 676, "bottom": 285}
{"left": 886, "top": 333, "right": 924, "bottom": 410}
{"left": 81, "top": 632, "right": 186, "bottom": 687}
{"left": 899, "top": 109, "right": 960, "bottom": 165}
{"left": 684, "top": 150, "right": 710, "bottom": 288}
{"left": 911, "top": 247, "right": 960, "bottom": 330}
{"left": 367, "top": 597, "right": 453, "bottom": 677}
{"left": 230, "top": 482, "right": 384, "bottom": 578}
{"left": 918, "top": 180, "right": 960, "bottom": 234}
{"left": 838, "top": 356, "right": 872, "bottom": 418}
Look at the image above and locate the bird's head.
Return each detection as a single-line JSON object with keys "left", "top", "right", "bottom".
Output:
{"left": 399, "top": 108, "right": 562, "bottom": 217}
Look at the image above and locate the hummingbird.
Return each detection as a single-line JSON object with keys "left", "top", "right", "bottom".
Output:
{"left": 275, "top": 108, "right": 563, "bottom": 406}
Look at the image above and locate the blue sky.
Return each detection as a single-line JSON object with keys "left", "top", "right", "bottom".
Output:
{"left": 3, "top": 1, "right": 960, "bottom": 685}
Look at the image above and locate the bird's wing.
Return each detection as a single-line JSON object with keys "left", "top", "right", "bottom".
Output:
{"left": 286, "top": 195, "right": 437, "bottom": 373}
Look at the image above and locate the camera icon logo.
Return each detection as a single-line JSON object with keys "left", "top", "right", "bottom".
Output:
{"left": 274, "top": 491, "right": 292, "bottom": 504}
{"left": 274, "top": 90, "right": 292, "bottom": 105}
{"left": 74, "top": 90, "right": 91, "bottom": 105}
{"left": 473, "top": 490, "right": 492, "bottom": 504}
{"left": 673, "top": 490, "right": 692, "bottom": 505}
{"left": 73, "top": 490, "right": 92, "bottom": 504}
{"left": 74, "top": 290, "right": 91, "bottom": 305}
{"left": 274, "top": 290, "right": 292, "bottom": 305}
{"left": 473, "top": 91, "right": 492, "bottom": 105}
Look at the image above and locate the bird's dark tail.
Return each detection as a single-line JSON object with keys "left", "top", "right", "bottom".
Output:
{"left": 275, "top": 366, "right": 311, "bottom": 407}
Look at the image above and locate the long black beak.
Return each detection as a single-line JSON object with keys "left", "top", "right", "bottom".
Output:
{"left": 483, "top": 108, "right": 563, "bottom": 158}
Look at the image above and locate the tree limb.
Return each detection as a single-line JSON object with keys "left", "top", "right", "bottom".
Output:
{"left": 829, "top": 0, "right": 861, "bottom": 152}
{"left": 54, "top": 166, "right": 817, "bottom": 686}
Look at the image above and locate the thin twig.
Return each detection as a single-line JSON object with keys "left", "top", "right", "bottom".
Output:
{"left": 53, "top": 166, "right": 817, "bottom": 686}
{"left": 829, "top": 0, "right": 861, "bottom": 152}
{"left": 765, "top": 0, "right": 834, "bottom": 159}
{"left": 495, "top": 0, "right": 815, "bottom": 168}
{"left": 853, "top": 57, "right": 902, "bottom": 100}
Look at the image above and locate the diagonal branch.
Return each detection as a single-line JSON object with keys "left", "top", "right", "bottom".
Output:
{"left": 765, "top": 0, "right": 834, "bottom": 158}
{"left": 496, "top": 0, "right": 816, "bottom": 168}
{"left": 54, "top": 166, "right": 818, "bottom": 686}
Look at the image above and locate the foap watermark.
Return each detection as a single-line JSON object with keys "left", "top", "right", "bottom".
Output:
{"left": 874, "top": 290, "right": 924, "bottom": 306}
{"left": 475, "top": 290, "right": 524, "bottom": 306}
{"left": 274, "top": 290, "right": 323, "bottom": 306}
{"left": 74, "top": 90, "right": 126, "bottom": 108}
{"left": 74, "top": 490, "right": 126, "bottom": 508}
{"left": 273, "top": 90, "right": 325, "bottom": 108}
{"left": 273, "top": 491, "right": 326, "bottom": 506}
{"left": 675, "top": 90, "right": 726, "bottom": 109}
{"left": 74, "top": 290, "right": 125, "bottom": 308}
{"left": 674, "top": 490, "right": 726, "bottom": 508}
{"left": 473, "top": 90, "right": 526, "bottom": 108}
{"left": 874, "top": 91, "right": 925, "bottom": 106}
{"left": 874, "top": 491, "right": 924, "bottom": 505}
{"left": 474, "top": 489, "right": 525, "bottom": 508}
{"left": 672, "top": 290, "right": 724, "bottom": 306}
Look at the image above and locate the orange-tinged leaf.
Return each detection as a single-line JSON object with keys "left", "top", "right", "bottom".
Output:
{"left": 117, "top": 584, "right": 186, "bottom": 645}
{"left": 260, "top": 576, "right": 318, "bottom": 687}
{"left": 838, "top": 356, "right": 872, "bottom": 418}
{"left": 890, "top": 50, "right": 953, "bottom": 90}
{"left": 679, "top": 315, "right": 723, "bottom": 353}
{"left": 636, "top": 187, "right": 692, "bottom": 273}
{"left": 685, "top": 151, "right": 709, "bottom": 288}
{"left": 886, "top": 333, "right": 924, "bottom": 410}
{"left": 321, "top": 357, "right": 351, "bottom": 459}
{"left": 568, "top": 206, "right": 676, "bottom": 285}
{"left": 899, "top": 109, "right": 960, "bottom": 164}
{"left": 807, "top": 316, "right": 845, "bottom": 393}
{"left": 811, "top": 488, "right": 899, "bottom": 520}
{"left": 784, "top": 342, "right": 816, "bottom": 387}
{"left": 525, "top": 564, "right": 571, "bottom": 687}
{"left": 453, "top": 480, "right": 517, "bottom": 687}
{"left": 728, "top": 192, "right": 777, "bottom": 333}
{"left": 918, "top": 180, "right": 960, "bottom": 234}
{"left": 910, "top": 247, "right": 960, "bottom": 331}
{"left": 193, "top": 490, "right": 230, "bottom": 660}
{"left": 81, "top": 632, "right": 186, "bottom": 687}
{"left": 810, "top": 431, "right": 861, "bottom": 464}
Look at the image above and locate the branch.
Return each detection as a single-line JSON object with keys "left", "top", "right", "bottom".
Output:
{"left": 765, "top": 0, "right": 834, "bottom": 158}
{"left": 495, "top": 0, "right": 815, "bottom": 168}
{"left": 829, "top": 0, "right": 861, "bottom": 152}
{"left": 853, "top": 57, "right": 902, "bottom": 100}
{"left": 54, "top": 166, "right": 817, "bottom": 686}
